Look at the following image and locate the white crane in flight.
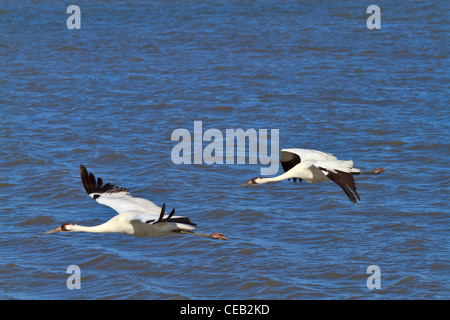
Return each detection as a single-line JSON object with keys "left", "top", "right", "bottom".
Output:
{"left": 46, "top": 165, "right": 227, "bottom": 240}
{"left": 240, "top": 148, "right": 385, "bottom": 205}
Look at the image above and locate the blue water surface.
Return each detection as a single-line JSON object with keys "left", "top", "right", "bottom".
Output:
{"left": 0, "top": 1, "right": 448, "bottom": 299}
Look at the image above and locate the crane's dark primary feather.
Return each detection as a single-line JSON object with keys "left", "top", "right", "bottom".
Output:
{"left": 320, "top": 167, "right": 360, "bottom": 204}
{"left": 80, "top": 164, "right": 129, "bottom": 196}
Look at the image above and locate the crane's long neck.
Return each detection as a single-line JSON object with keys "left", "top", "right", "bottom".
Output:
{"left": 69, "top": 223, "right": 114, "bottom": 233}
{"left": 258, "top": 170, "right": 301, "bottom": 184}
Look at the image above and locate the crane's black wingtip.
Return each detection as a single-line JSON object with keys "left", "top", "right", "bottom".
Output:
{"left": 79, "top": 164, "right": 129, "bottom": 196}
{"left": 80, "top": 165, "right": 87, "bottom": 177}
{"left": 79, "top": 164, "right": 91, "bottom": 195}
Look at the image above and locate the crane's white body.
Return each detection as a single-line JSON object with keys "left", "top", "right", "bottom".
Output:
{"left": 85, "top": 191, "right": 196, "bottom": 236}
{"left": 63, "top": 209, "right": 196, "bottom": 237}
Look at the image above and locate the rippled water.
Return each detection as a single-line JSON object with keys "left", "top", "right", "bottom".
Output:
{"left": 1, "top": 1, "right": 449, "bottom": 300}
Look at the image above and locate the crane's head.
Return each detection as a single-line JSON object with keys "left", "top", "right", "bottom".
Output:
{"left": 45, "top": 223, "right": 74, "bottom": 234}
{"left": 239, "top": 177, "right": 263, "bottom": 187}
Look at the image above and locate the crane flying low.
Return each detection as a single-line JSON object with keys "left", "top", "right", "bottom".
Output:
{"left": 46, "top": 165, "right": 227, "bottom": 240}
{"left": 240, "top": 148, "right": 386, "bottom": 204}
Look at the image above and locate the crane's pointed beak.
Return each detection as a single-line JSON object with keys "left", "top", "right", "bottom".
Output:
{"left": 239, "top": 180, "right": 252, "bottom": 187}
{"left": 45, "top": 226, "right": 62, "bottom": 234}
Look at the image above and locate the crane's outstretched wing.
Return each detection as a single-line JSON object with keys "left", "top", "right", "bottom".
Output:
{"left": 80, "top": 164, "right": 162, "bottom": 214}
{"left": 313, "top": 160, "right": 360, "bottom": 205}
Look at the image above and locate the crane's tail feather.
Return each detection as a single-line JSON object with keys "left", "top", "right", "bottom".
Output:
{"left": 153, "top": 203, "right": 197, "bottom": 226}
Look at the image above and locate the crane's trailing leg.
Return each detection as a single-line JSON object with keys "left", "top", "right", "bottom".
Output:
{"left": 211, "top": 232, "right": 228, "bottom": 240}
{"left": 354, "top": 168, "right": 386, "bottom": 175}
{"left": 177, "top": 230, "right": 228, "bottom": 240}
